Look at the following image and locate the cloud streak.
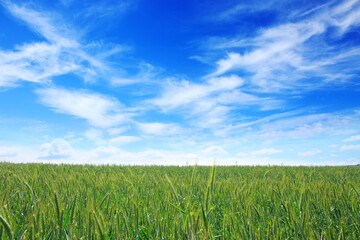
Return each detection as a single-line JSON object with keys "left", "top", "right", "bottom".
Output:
{"left": 343, "top": 134, "right": 360, "bottom": 142}
{"left": 137, "top": 122, "right": 181, "bottom": 136}
{"left": 149, "top": 75, "right": 282, "bottom": 130}
{"left": 202, "top": 145, "right": 228, "bottom": 155}
{"left": 0, "top": 1, "right": 128, "bottom": 87}
{"left": 340, "top": 145, "right": 360, "bottom": 151}
{"left": 36, "top": 87, "right": 132, "bottom": 128}
{"left": 298, "top": 149, "right": 322, "bottom": 157}
{"left": 205, "top": 0, "right": 360, "bottom": 93}
{"left": 151, "top": 75, "right": 244, "bottom": 111}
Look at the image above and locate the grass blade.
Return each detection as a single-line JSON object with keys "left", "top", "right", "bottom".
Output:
{"left": 0, "top": 214, "right": 13, "bottom": 240}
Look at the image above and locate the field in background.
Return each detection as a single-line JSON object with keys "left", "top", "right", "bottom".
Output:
{"left": 0, "top": 163, "right": 360, "bottom": 239}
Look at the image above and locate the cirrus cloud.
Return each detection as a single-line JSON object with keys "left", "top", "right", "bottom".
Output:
{"left": 36, "top": 87, "right": 132, "bottom": 128}
{"left": 343, "top": 134, "right": 360, "bottom": 142}
{"left": 340, "top": 145, "right": 360, "bottom": 151}
{"left": 298, "top": 149, "right": 322, "bottom": 157}
{"left": 202, "top": 145, "right": 228, "bottom": 155}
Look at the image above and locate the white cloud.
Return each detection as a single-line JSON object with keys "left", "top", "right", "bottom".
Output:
{"left": 216, "top": 90, "right": 282, "bottom": 110}
{"left": 232, "top": 110, "right": 301, "bottom": 129}
{"left": 37, "top": 87, "right": 131, "bottom": 128}
{"left": 221, "top": 111, "right": 340, "bottom": 140}
{"left": 0, "top": 41, "right": 80, "bottom": 87}
{"left": 340, "top": 145, "right": 360, "bottom": 151}
{"left": 38, "top": 138, "right": 73, "bottom": 159}
{"left": 209, "top": 21, "right": 325, "bottom": 78}
{"left": 137, "top": 122, "right": 181, "bottom": 136}
{"left": 205, "top": 0, "right": 360, "bottom": 93}
{"left": 343, "top": 134, "right": 360, "bottom": 142}
{"left": 151, "top": 75, "right": 244, "bottom": 111}
{"left": 202, "top": 145, "right": 228, "bottom": 155}
{"left": 111, "top": 63, "right": 159, "bottom": 86}
{"left": 212, "top": 2, "right": 275, "bottom": 22}
{"left": 149, "top": 75, "right": 281, "bottom": 130}
{"left": 250, "top": 148, "right": 283, "bottom": 155}
{"left": 193, "top": 105, "right": 230, "bottom": 130}
{"left": 0, "top": 1, "right": 126, "bottom": 87}
{"left": 255, "top": 112, "right": 356, "bottom": 140}
{"left": 332, "top": 0, "right": 360, "bottom": 32}
{"left": 80, "top": 0, "right": 136, "bottom": 20}
{"left": 332, "top": 0, "right": 359, "bottom": 15}
{"left": 3, "top": 2, "right": 76, "bottom": 45}
{"left": 109, "top": 136, "right": 141, "bottom": 144}
{"left": 298, "top": 149, "right": 322, "bottom": 157}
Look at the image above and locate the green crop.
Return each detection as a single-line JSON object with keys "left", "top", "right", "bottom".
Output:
{"left": 0, "top": 163, "right": 359, "bottom": 239}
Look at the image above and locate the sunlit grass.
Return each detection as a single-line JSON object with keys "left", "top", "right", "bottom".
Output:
{"left": 0, "top": 163, "right": 359, "bottom": 239}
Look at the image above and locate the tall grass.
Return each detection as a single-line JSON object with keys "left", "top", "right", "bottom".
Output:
{"left": 0, "top": 163, "right": 359, "bottom": 239}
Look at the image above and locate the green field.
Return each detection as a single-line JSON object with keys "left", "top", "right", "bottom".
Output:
{"left": 0, "top": 163, "right": 359, "bottom": 239}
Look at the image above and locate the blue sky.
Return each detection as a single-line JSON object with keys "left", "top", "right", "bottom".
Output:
{"left": 0, "top": 0, "right": 360, "bottom": 165}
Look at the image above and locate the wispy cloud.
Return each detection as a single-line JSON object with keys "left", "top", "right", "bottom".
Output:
{"left": 340, "top": 144, "right": 360, "bottom": 151}
{"left": 210, "top": 0, "right": 331, "bottom": 23}
{"left": 212, "top": 2, "right": 274, "bottom": 22}
{"left": 0, "top": 41, "right": 80, "bottom": 87}
{"left": 78, "top": 0, "right": 137, "bottom": 20}
{"left": 36, "top": 87, "right": 132, "bottom": 128}
{"left": 0, "top": 1, "right": 135, "bottom": 87}
{"left": 151, "top": 75, "right": 244, "bottom": 111}
{"left": 109, "top": 135, "right": 141, "bottom": 144}
{"left": 257, "top": 112, "right": 357, "bottom": 140}
{"left": 110, "top": 63, "right": 160, "bottom": 86}
{"left": 149, "top": 75, "right": 282, "bottom": 130}
{"left": 232, "top": 110, "right": 302, "bottom": 129}
{"left": 343, "top": 134, "right": 360, "bottom": 142}
{"left": 2, "top": 1, "right": 77, "bottom": 45}
{"left": 137, "top": 122, "right": 181, "bottom": 136}
{"left": 0, "top": 2, "right": 91, "bottom": 86}
{"left": 204, "top": 0, "right": 360, "bottom": 93}
{"left": 202, "top": 145, "right": 228, "bottom": 155}
{"left": 298, "top": 149, "right": 322, "bottom": 157}
{"left": 220, "top": 110, "right": 360, "bottom": 143}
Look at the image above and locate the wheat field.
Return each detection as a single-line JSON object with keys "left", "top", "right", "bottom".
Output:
{"left": 0, "top": 163, "right": 359, "bottom": 239}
